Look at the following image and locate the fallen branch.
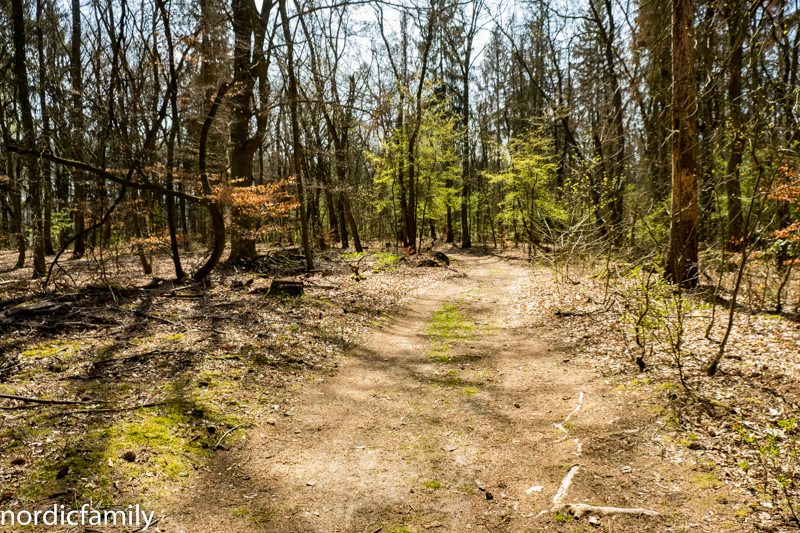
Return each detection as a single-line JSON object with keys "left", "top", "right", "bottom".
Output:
{"left": 124, "top": 308, "right": 178, "bottom": 326}
{"left": 141, "top": 283, "right": 203, "bottom": 294}
{"left": 552, "top": 464, "right": 580, "bottom": 508}
{"left": 0, "top": 393, "right": 94, "bottom": 405}
{"left": 51, "top": 401, "right": 166, "bottom": 416}
{"left": 214, "top": 423, "right": 245, "bottom": 449}
{"left": 559, "top": 503, "right": 659, "bottom": 518}
{"left": 304, "top": 281, "right": 340, "bottom": 290}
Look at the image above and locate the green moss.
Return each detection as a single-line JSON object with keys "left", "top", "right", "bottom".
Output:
{"left": 373, "top": 251, "right": 402, "bottom": 271}
{"left": 425, "top": 303, "right": 474, "bottom": 340}
{"left": 21, "top": 341, "right": 80, "bottom": 360}
{"left": 342, "top": 251, "right": 365, "bottom": 260}
{"left": 385, "top": 527, "right": 414, "bottom": 533}
{"left": 692, "top": 472, "right": 723, "bottom": 489}
{"left": 423, "top": 480, "right": 443, "bottom": 489}
{"left": 663, "top": 413, "right": 680, "bottom": 428}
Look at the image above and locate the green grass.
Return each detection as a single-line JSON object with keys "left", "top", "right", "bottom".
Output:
{"left": 425, "top": 303, "right": 474, "bottom": 340}
{"left": 342, "top": 251, "right": 365, "bottom": 260}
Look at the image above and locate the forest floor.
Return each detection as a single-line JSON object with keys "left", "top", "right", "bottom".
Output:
{"left": 1, "top": 246, "right": 799, "bottom": 532}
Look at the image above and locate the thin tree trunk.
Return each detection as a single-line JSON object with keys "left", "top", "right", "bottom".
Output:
{"left": 130, "top": 189, "right": 152, "bottom": 275}
{"left": 724, "top": 3, "right": 744, "bottom": 251}
{"left": 280, "top": 0, "right": 314, "bottom": 270}
{"left": 12, "top": 0, "right": 46, "bottom": 277}
{"left": 337, "top": 194, "right": 349, "bottom": 248}
{"left": 156, "top": 0, "right": 185, "bottom": 279}
{"left": 37, "top": 0, "right": 55, "bottom": 255}
{"left": 71, "top": 0, "right": 86, "bottom": 257}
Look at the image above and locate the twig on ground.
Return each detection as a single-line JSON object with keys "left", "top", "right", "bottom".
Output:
{"left": 51, "top": 401, "right": 166, "bottom": 416}
{"left": 552, "top": 464, "right": 580, "bottom": 508}
{"left": 0, "top": 393, "right": 94, "bottom": 405}
{"left": 558, "top": 503, "right": 659, "bottom": 518}
{"left": 214, "top": 423, "right": 245, "bottom": 449}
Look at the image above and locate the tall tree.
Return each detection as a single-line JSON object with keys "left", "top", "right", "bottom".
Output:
{"left": 279, "top": 0, "right": 313, "bottom": 270}
{"left": 70, "top": 0, "right": 86, "bottom": 258}
{"left": 11, "top": 0, "right": 46, "bottom": 277}
{"left": 665, "top": 0, "right": 699, "bottom": 285}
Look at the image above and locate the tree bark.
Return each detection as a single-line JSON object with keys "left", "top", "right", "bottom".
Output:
{"left": 194, "top": 83, "right": 230, "bottom": 280}
{"left": 280, "top": 0, "right": 314, "bottom": 270}
{"left": 724, "top": 1, "right": 744, "bottom": 251}
{"left": 12, "top": 0, "right": 46, "bottom": 277}
{"left": 37, "top": 0, "right": 55, "bottom": 255}
{"left": 156, "top": 0, "right": 185, "bottom": 279}
{"left": 665, "top": 0, "right": 699, "bottom": 286}
{"left": 70, "top": 0, "right": 86, "bottom": 257}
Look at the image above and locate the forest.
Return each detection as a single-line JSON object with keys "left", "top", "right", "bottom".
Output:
{"left": 0, "top": 0, "right": 795, "bottom": 285}
{"left": 1, "top": 0, "right": 800, "bottom": 530}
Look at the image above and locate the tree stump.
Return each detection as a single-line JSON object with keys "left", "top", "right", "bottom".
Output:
{"left": 266, "top": 279, "right": 304, "bottom": 298}
{"left": 432, "top": 251, "right": 450, "bottom": 266}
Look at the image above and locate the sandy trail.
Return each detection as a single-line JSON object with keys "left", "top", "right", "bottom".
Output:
{"left": 165, "top": 251, "right": 666, "bottom": 533}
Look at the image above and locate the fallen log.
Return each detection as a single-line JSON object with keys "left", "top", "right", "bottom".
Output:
{"left": 266, "top": 279, "right": 304, "bottom": 298}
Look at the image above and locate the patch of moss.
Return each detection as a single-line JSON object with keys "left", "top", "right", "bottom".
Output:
{"left": 385, "top": 526, "right": 414, "bottom": 533}
{"left": 423, "top": 480, "right": 443, "bottom": 489}
{"left": 21, "top": 341, "right": 80, "bottom": 360}
{"left": 425, "top": 303, "right": 474, "bottom": 340}
{"left": 662, "top": 413, "right": 680, "bottom": 428}
{"left": 692, "top": 472, "right": 723, "bottom": 489}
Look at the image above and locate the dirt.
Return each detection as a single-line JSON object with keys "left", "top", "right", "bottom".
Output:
{"left": 154, "top": 250, "right": 745, "bottom": 533}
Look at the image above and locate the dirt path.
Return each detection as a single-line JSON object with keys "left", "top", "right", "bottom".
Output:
{"left": 164, "top": 252, "right": 686, "bottom": 532}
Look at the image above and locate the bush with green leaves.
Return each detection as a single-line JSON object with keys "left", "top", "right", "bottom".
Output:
{"left": 737, "top": 417, "right": 799, "bottom": 527}
{"left": 621, "top": 268, "right": 697, "bottom": 387}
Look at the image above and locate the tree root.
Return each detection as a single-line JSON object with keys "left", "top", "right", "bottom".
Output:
{"left": 558, "top": 503, "right": 659, "bottom": 518}
{"left": 549, "top": 463, "right": 659, "bottom": 520}
{"left": 552, "top": 464, "right": 580, "bottom": 508}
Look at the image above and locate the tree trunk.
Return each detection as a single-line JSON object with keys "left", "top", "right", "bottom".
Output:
{"left": 337, "top": 194, "right": 349, "bottom": 248}
{"left": 194, "top": 82, "right": 230, "bottom": 280}
{"left": 130, "top": 189, "right": 153, "bottom": 275}
{"left": 156, "top": 0, "right": 185, "bottom": 279}
{"left": 7, "top": 152, "right": 25, "bottom": 269}
{"left": 665, "top": 0, "right": 699, "bottom": 286}
{"left": 37, "top": 0, "right": 55, "bottom": 255}
{"left": 227, "top": 0, "right": 259, "bottom": 262}
{"left": 12, "top": 0, "right": 46, "bottom": 277}
{"left": 724, "top": 3, "right": 744, "bottom": 251}
{"left": 71, "top": 0, "right": 86, "bottom": 257}
{"left": 279, "top": 0, "right": 314, "bottom": 270}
